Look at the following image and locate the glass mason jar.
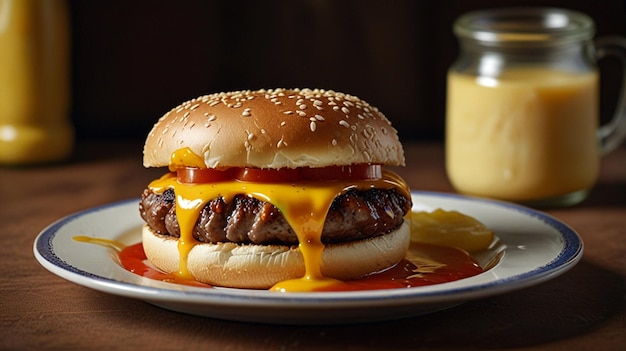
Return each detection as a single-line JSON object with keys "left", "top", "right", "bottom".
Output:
{"left": 445, "top": 7, "right": 626, "bottom": 207}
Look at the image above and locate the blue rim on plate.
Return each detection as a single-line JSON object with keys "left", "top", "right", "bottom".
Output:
{"left": 33, "top": 191, "right": 584, "bottom": 324}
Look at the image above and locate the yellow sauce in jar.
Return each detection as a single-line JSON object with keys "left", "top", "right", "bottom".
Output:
{"left": 0, "top": 0, "right": 73, "bottom": 165}
{"left": 446, "top": 68, "right": 599, "bottom": 202}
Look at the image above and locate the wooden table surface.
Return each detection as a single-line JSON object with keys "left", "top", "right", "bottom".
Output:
{"left": 1, "top": 142, "right": 624, "bottom": 350}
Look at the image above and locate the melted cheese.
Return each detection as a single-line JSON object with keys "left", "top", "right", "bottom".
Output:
{"left": 148, "top": 170, "right": 409, "bottom": 292}
{"left": 168, "top": 147, "right": 206, "bottom": 171}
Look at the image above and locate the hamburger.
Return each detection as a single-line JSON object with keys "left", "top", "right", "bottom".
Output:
{"left": 139, "top": 88, "right": 412, "bottom": 291}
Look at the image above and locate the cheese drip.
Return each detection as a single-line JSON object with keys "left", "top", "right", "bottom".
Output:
{"left": 148, "top": 170, "right": 409, "bottom": 292}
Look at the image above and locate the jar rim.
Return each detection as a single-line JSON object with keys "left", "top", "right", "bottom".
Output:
{"left": 454, "top": 7, "right": 595, "bottom": 44}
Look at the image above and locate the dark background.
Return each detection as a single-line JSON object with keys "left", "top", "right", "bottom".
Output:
{"left": 68, "top": 0, "right": 626, "bottom": 142}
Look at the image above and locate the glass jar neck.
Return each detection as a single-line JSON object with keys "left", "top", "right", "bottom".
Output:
{"left": 454, "top": 7, "right": 594, "bottom": 47}
{"left": 452, "top": 7, "right": 596, "bottom": 77}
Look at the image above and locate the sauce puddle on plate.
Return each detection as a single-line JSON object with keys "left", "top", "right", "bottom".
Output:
{"left": 74, "top": 236, "right": 484, "bottom": 291}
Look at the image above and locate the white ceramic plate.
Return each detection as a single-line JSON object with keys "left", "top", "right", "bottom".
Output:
{"left": 34, "top": 192, "right": 583, "bottom": 325}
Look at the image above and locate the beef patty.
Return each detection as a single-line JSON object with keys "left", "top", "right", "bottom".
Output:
{"left": 139, "top": 188, "right": 411, "bottom": 245}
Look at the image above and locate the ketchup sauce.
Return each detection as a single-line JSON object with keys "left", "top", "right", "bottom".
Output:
{"left": 117, "top": 241, "right": 483, "bottom": 291}
{"left": 118, "top": 242, "right": 211, "bottom": 288}
{"left": 316, "top": 243, "right": 482, "bottom": 291}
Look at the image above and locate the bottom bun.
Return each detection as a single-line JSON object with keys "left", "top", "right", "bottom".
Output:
{"left": 142, "top": 221, "right": 411, "bottom": 289}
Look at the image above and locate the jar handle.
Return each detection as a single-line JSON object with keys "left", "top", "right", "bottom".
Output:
{"left": 596, "top": 36, "right": 626, "bottom": 156}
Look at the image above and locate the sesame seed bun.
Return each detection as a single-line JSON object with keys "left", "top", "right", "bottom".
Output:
{"left": 143, "top": 88, "right": 405, "bottom": 169}
{"left": 141, "top": 221, "right": 411, "bottom": 289}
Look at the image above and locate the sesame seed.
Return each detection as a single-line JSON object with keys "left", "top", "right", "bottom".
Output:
{"left": 313, "top": 100, "right": 323, "bottom": 106}
{"left": 315, "top": 114, "right": 325, "bottom": 121}
{"left": 247, "top": 133, "right": 255, "bottom": 141}
{"left": 331, "top": 139, "right": 338, "bottom": 146}
{"left": 310, "top": 121, "right": 317, "bottom": 132}
{"left": 339, "top": 120, "right": 350, "bottom": 128}
{"left": 183, "top": 112, "right": 191, "bottom": 118}
{"left": 333, "top": 106, "right": 340, "bottom": 111}
{"left": 299, "top": 104, "right": 307, "bottom": 110}
{"left": 297, "top": 111, "right": 307, "bottom": 117}
{"left": 283, "top": 111, "right": 294, "bottom": 115}
{"left": 208, "top": 115, "right": 217, "bottom": 121}
{"left": 209, "top": 101, "right": 220, "bottom": 107}
{"left": 341, "top": 107, "right": 350, "bottom": 114}
{"left": 190, "top": 103, "right": 200, "bottom": 110}
{"left": 242, "top": 108, "right": 252, "bottom": 117}
{"left": 280, "top": 121, "right": 286, "bottom": 126}
{"left": 296, "top": 99, "right": 304, "bottom": 105}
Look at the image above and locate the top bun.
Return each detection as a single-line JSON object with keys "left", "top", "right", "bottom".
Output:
{"left": 143, "top": 88, "right": 405, "bottom": 169}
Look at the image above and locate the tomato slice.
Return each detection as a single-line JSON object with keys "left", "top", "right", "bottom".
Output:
{"left": 236, "top": 167, "right": 302, "bottom": 183}
{"left": 177, "top": 167, "right": 235, "bottom": 184}
{"left": 301, "top": 164, "right": 382, "bottom": 180}
{"left": 176, "top": 164, "right": 381, "bottom": 183}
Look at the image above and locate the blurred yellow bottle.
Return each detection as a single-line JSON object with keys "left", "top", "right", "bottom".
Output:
{"left": 0, "top": 0, "right": 73, "bottom": 165}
